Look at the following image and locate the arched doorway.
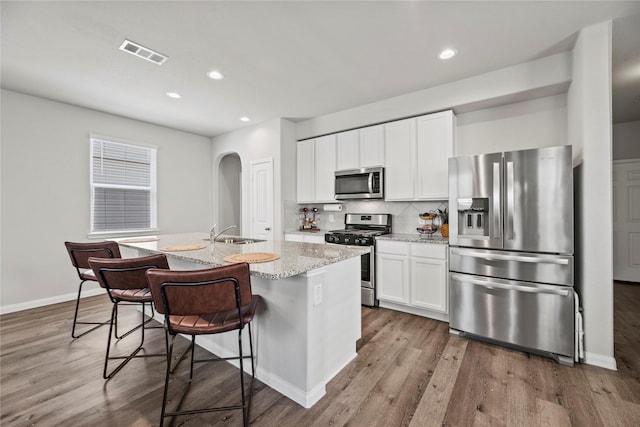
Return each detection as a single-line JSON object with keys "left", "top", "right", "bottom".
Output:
{"left": 218, "top": 153, "right": 242, "bottom": 235}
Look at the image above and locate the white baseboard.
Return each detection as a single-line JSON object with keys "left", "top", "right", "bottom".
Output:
{"left": 583, "top": 351, "right": 618, "bottom": 370}
{"left": 0, "top": 287, "right": 105, "bottom": 315}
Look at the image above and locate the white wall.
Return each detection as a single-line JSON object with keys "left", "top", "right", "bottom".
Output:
{"left": 613, "top": 120, "right": 640, "bottom": 160}
{"left": 211, "top": 118, "right": 296, "bottom": 240}
{"left": 456, "top": 94, "right": 567, "bottom": 156}
{"left": 0, "top": 90, "right": 213, "bottom": 312}
{"left": 567, "top": 21, "right": 616, "bottom": 369}
{"left": 296, "top": 52, "right": 572, "bottom": 140}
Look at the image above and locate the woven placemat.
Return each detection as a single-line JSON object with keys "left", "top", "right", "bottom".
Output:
{"left": 161, "top": 244, "right": 207, "bottom": 252}
{"left": 223, "top": 252, "right": 280, "bottom": 264}
{"left": 119, "top": 237, "right": 160, "bottom": 243}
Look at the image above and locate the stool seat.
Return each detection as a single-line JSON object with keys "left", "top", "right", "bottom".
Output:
{"left": 109, "top": 288, "right": 153, "bottom": 302}
{"left": 167, "top": 297, "right": 258, "bottom": 335}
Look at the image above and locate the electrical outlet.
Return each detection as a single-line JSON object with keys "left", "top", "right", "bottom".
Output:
{"left": 313, "top": 283, "right": 322, "bottom": 306}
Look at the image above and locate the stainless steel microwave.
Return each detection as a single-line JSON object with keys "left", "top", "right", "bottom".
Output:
{"left": 335, "top": 167, "right": 384, "bottom": 200}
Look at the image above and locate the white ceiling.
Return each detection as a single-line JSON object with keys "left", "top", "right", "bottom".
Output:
{"left": 2, "top": 1, "right": 639, "bottom": 137}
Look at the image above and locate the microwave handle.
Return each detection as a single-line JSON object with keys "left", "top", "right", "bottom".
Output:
{"left": 368, "top": 173, "right": 373, "bottom": 193}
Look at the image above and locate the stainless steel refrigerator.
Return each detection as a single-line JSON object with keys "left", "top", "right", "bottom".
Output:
{"left": 448, "top": 145, "right": 578, "bottom": 365}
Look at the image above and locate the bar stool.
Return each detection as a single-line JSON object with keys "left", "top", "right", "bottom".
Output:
{"left": 88, "top": 253, "right": 169, "bottom": 379}
{"left": 146, "top": 262, "right": 259, "bottom": 427}
{"left": 64, "top": 241, "right": 121, "bottom": 338}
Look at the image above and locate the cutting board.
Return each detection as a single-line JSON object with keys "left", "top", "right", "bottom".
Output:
{"left": 223, "top": 252, "right": 279, "bottom": 264}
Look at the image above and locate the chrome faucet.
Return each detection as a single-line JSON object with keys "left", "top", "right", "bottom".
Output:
{"left": 212, "top": 225, "right": 237, "bottom": 242}
{"left": 209, "top": 223, "right": 217, "bottom": 242}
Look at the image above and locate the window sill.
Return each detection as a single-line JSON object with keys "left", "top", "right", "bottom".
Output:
{"left": 87, "top": 229, "right": 160, "bottom": 240}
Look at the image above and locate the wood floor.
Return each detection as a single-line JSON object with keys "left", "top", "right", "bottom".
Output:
{"left": 1, "top": 282, "right": 639, "bottom": 426}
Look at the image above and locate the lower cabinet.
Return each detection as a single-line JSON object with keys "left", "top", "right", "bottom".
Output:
{"left": 284, "top": 232, "right": 325, "bottom": 244}
{"left": 376, "top": 240, "right": 448, "bottom": 320}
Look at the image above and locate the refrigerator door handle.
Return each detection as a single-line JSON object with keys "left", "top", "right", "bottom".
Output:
{"left": 451, "top": 274, "right": 572, "bottom": 296}
{"left": 492, "top": 162, "right": 501, "bottom": 240}
{"left": 450, "top": 248, "right": 570, "bottom": 265}
{"left": 506, "top": 161, "right": 515, "bottom": 240}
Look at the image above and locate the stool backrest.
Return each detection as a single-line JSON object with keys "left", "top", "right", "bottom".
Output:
{"left": 146, "top": 263, "right": 253, "bottom": 316}
{"left": 89, "top": 254, "right": 169, "bottom": 291}
{"left": 65, "top": 241, "right": 121, "bottom": 280}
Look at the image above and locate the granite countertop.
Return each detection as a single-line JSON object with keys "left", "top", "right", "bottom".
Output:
{"left": 116, "top": 232, "right": 368, "bottom": 281}
{"left": 376, "top": 233, "right": 449, "bottom": 245}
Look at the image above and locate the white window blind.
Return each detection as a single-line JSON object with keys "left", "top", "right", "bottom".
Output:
{"left": 90, "top": 137, "right": 157, "bottom": 233}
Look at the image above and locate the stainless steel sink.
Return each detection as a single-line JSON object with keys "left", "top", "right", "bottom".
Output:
{"left": 206, "top": 237, "right": 266, "bottom": 244}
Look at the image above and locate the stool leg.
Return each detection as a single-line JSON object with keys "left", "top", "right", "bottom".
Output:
{"left": 159, "top": 333, "right": 175, "bottom": 427}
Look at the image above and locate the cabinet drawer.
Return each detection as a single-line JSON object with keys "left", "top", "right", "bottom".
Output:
{"left": 410, "top": 243, "right": 447, "bottom": 259}
{"left": 376, "top": 240, "right": 409, "bottom": 255}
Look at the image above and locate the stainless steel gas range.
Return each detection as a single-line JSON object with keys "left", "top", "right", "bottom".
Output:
{"left": 325, "top": 213, "right": 392, "bottom": 307}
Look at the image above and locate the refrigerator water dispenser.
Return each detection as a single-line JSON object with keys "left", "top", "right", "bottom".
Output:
{"left": 457, "top": 198, "right": 488, "bottom": 237}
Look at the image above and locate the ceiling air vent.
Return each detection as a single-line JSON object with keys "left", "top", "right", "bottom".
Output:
{"left": 119, "top": 39, "right": 168, "bottom": 65}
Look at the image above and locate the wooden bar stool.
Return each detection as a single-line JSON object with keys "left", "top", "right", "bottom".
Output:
{"left": 146, "top": 262, "right": 259, "bottom": 427}
{"left": 64, "top": 241, "right": 121, "bottom": 338}
{"left": 88, "top": 253, "right": 169, "bottom": 379}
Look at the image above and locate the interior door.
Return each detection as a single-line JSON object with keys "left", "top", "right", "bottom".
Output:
{"left": 503, "top": 145, "right": 573, "bottom": 254}
{"left": 613, "top": 159, "right": 640, "bottom": 282}
{"left": 250, "top": 159, "right": 274, "bottom": 241}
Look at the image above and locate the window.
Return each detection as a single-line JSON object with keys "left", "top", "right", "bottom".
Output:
{"left": 90, "top": 136, "right": 157, "bottom": 236}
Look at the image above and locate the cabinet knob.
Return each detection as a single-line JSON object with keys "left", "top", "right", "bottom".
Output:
{"left": 265, "top": 227, "right": 271, "bottom": 231}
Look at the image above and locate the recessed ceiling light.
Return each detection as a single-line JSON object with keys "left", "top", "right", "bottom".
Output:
{"left": 240, "top": 117, "right": 250, "bottom": 122}
{"left": 438, "top": 48, "right": 457, "bottom": 60}
{"left": 166, "top": 92, "right": 182, "bottom": 99}
{"left": 207, "top": 70, "right": 224, "bottom": 80}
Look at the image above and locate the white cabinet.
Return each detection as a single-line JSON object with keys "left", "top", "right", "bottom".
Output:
{"left": 416, "top": 111, "right": 455, "bottom": 200}
{"left": 336, "top": 125, "right": 385, "bottom": 171}
{"left": 376, "top": 240, "right": 448, "bottom": 319}
{"left": 409, "top": 244, "right": 448, "bottom": 312}
{"left": 384, "top": 110, "right": 455, "bottom": 201}
{"left": 296, "top": 135, "right": 336, "bottom": 203}
{"left": 285, "top": 233, "right": 325, "bottom": 244}
{"left": 296, "top": 139, "right": 315, "bottom": 203}
{"left": 314, "top": 135, "right": 337, "bottom": 202}
{"left": 359, "top": 124, "right": 385, "bottom": 168}
{"left": 336, "top": 130, "right": 359, "bottom": 170}
{"left": 376, "top": 241, "right": 410, "bottom": 303}
{"left": 384, "top": 118, "right": 416, "bottom": 200}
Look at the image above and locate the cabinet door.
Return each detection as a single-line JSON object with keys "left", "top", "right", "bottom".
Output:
{"left": 384, "top": 118, "right": 416, "bottom": 200}
{"left": 376, "top": 253, "right": 410, "bottom": 304}
{"left": 410, "top": 257, "right": 448, "bottom": 313}
{"left": 360, "top": 124, "right": 385, "bottom": 168}
{"left": 336, "top": 130, "right": 359, "bottom": 170}
{"left": 296, "top": 139, "right": 315, "bottom": 203}
{"left": 416, "top": 111, "right": 454, "bottom": 200}
{"left": 314, "top": 134, "right": 337, "bottom": 202}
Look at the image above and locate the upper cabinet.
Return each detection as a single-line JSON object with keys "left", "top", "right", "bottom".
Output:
{"left": 384, "top": 110, "right": 455, "bottom": 201}
{"left": 297, "top": 110, "right": 454, "bottom": 203}
{"left": 296, "top": 135, "right": 336, "bottom": 203}
{"left": 296, "top": 139, "right": 315, "bottom": 203}
{"left": 336, "top": 124, "right": 385, "bottom": 170}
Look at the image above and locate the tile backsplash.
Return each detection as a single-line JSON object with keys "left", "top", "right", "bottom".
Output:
{"left": 284, "top": 199, "right": 448, "bottom": 235}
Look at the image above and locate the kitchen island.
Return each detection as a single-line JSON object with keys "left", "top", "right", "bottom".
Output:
{"left": 117, "top": 233, "right": 368, "bottom": 408}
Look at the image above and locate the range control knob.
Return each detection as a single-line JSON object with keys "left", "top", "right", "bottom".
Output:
{"left": 327, "top": 235, "right": 339, "bottom": 243}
